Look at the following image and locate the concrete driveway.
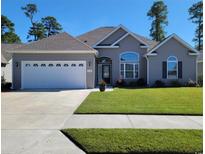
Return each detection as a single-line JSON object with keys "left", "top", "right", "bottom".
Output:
{"left": 2, "top": 89, "right": 90, "bottom": 154}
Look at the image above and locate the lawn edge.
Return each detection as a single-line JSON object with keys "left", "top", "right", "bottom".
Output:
{"left": 60, "top": 129, "right": 88, "bottom": 153}
{"left": 74, "top": 112, "right": 203, "bottom": 116}
{"left": 61, "top": 129, "right": 203, "bottom": 154}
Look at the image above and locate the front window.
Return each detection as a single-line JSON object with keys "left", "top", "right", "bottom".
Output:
{"left": 120, "top": 52, "right": 139, "bottom": 79}
{"left": 167, "top": 56, "right": 178, "bottom": 79}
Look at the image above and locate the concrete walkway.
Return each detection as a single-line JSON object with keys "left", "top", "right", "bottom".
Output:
{"left": 63, "top": 115, "right": 203, "bottom": 129}
{"left": 2, "top": 89, "right": 91, "bottom": 154}
{"left": 2, "top": 89, "right": 202, "bottom": 154}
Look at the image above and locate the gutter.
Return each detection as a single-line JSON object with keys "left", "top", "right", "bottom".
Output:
{"left": 6, "top": 50, "right": 99, "bottom": 56}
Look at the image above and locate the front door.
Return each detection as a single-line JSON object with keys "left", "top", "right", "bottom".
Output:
{"left": 102, "top": 65, "right": 111, "bottom": 84}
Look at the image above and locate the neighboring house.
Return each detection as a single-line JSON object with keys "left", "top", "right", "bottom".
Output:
{"left": 6, "top": 25, "right": 199, "bottom": 89}
{"left": 197, "top": 50, "right": 203, "bottom": 77}
{"left": 1, "top": 44, "right": 23, "bottom": 83}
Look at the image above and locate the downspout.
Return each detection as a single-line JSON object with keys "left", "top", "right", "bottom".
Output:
{"left": 145, "top": 55, "right": 150, "bottom": 86}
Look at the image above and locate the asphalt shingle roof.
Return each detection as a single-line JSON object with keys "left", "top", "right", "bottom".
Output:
{"left": 15, "top": 32, "right": 96, "bottom": 52}
{"left": 77, "top": 27, "right": 115, "bottom": 46}
{"left": 77, "top": 26, "right": 158, "bottom": 49}
{"left": 1, "top": 43, "right": 23, "bottom": 63}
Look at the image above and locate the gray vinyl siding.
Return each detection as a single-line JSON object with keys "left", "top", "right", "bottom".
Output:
{"left": 197, "top": 62, "right": 203, "bottom": 77}
{"left": 97, "top": 35, "right": 147, "bottom": 85}
{"left": 148, "top": 37, "right": 197, "bottom": 86}
{"left": 12, "top": 53, "right": 95, "bottom": 89}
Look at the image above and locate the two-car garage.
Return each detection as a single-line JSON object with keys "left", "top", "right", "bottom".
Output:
{"left": 21, "top": 61, "right": 86, "bottom": 89}
{"left": 8, "top": 32, "right": 97, "bottom": 90}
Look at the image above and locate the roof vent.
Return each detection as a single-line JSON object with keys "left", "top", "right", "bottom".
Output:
{"left": 84, "top": 40, "right": 87, "bottom": 43}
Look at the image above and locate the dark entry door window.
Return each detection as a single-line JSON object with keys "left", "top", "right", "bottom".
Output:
{"left": 102, "top": 65, "right": 110, "bottom": 84}
{"left": 97, "top": 57, "right": 112, "bottom": 85}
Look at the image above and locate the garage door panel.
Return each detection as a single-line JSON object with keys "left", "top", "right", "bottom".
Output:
{"left": 22, "top": 61, "right": 86, "bottom": 89}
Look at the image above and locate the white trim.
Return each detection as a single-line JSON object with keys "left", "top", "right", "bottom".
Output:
{"left": 21, "top": 61, "right": 24, "bottom": 89}
{"left": 7, "top": 50, "right": 98, "bottom": 55}
{"left": 93, "top": 24, "right": 149, "bottom": 48}
{"left": 111, "top": 32, "right": 149, "bottom": 49}
{"left": 167, "top": 56, "right": 178, "bottom": 79}
{"left": 94, "top": 46, "right": 119, "bottom": 48}
{"left": 147, "top": 53, "right": 157, "bottom": 56}
{"left": 93, "top": 25, "right": 123, "bottom": 47}
{"left": 196, "top": 59, "right": 198, "bottom": 83}
{"left": 119, "top": 25, "right": 149, "bottom": 46}
{"left": 189, "top": 53, "right": 199, "bottom": 56}
{"left": 119, "top": 51, "right": 140, "bottom": 79}
{"left": 140, "top": 45, "right": 149, "bottom": 48}
{"left": 147, "top": 34, "right": 199, "bottom": 56}
{"left": 145, "top": 56, "right": 149, "bottom": 85}
{"left": 111, "top": 33, "right": 129, "bottom": 46}
{"left": 11, "top": 57, "right": 14, "bottom": 89}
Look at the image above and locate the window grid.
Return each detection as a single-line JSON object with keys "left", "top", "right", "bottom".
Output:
{"left": 120, "top": 63, "right": 139, "bottom": 79}
{"left": 167, "top": 56, "right": 178, "bottom": 79}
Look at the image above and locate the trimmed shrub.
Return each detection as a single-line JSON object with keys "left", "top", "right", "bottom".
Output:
{"left": 186, "top": 79, "right": 198, "bottom": 87}
{"left": 115, "top": 79, "right": 126, "bottom": 87}
{"left": 128, "top": 81, "right": 137, "bottom": 87}
{"left": 136, "top": 78, "right": 146, "bottom": 87}
{"left": 1, "top": 82, "right": 12, "bottom": 91}
{"left": 154, "top": 80, "right": 165, "bottom": 87}
{"left": 170, "top": 80, "right": 181, "bottom": 87}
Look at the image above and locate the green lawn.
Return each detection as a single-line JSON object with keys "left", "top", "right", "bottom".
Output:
{"left": 62, "top": 129, "right": 202, "bottom": 154}
{"left": 75, "top": 88, "right": 202, "bottom": 115}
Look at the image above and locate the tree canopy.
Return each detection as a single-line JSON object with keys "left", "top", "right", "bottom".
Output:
{"left": 188, "top": 0, "right": 203, "bottom": 50}
{"left": 21, "top": 4, "right": 63, "bottom": 42}
{"left": 147, "top": 0, "right": 168, "bottom": 41}
{"left": 27, "top": 22, "right": 46, "bottom": 42}
{"left": 41, "top": 16, "right": 62, "bottom": 37}
{"left": 21, "top": 4, "right": 37, "bottom": 25}
{"left": 1, "top": 15, "right": 21, "bottom": 43}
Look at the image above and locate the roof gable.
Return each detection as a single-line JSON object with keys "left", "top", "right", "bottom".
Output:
{"left": 93, "top": 25, "right": 149, "bottom": 48}
{"left": 77, "top": 25, "right": 157, "bottom": 49}
{"left": 146, "top": 34, "right": 199, "bottom": 56}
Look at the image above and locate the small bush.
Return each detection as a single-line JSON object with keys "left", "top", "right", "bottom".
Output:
{"left": 154, "top": 80, "right": 165, "bottom": 87}
{"left": 1, "top": 75, "right": 6, "bottom": 84}
{"left": 170, "top": 80, "right": 181, "bottom": 87}
{"left": 186, "top": 79, "right": 198, "bottom": 87}
{"left": 99, "top": 80, "right": 106, "bottom": 86}
{"left": 136, "top": 78, "right": 146, "bottom": 87}
{"left": 128, "top": 81, "right": 137, "bottom": 87}
{"left": 115, "top": 79, "right": 126, "bottom": 87}
{"left": 1, "top": 82, "right": 12, "bottom": 91}
{"left": 198, "top": 75, "right": 203, "bottom": 87}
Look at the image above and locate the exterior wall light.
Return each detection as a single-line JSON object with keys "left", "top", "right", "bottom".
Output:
{"left": 15, "top": 62, "right": 19, "bottom": 67}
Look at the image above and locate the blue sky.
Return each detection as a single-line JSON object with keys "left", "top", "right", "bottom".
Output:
{"left": 2, "top": 0, "right": 198, "bottom": 46}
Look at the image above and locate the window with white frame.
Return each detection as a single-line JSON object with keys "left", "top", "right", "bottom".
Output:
{"left": 167, "top": 56, "right": 178, "bottom": 79}
{"left": 120, "top": 52, "right": 139, "bottom": 79}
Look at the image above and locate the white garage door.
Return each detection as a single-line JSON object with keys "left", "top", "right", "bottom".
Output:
{"left": 21, "top": 61, "right": 86, "bottom": 89}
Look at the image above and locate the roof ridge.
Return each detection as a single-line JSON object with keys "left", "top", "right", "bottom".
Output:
{"left": 77, "top": 26, "right": 116, "bottom": 38}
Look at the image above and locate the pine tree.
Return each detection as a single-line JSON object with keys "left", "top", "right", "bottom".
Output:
{"left": 147, "top": 0, "right": 168, "bottom": 41}
{"left": 1, "top": 15, "right": 21, "bottom": 43}
{"left": 188, "top": 1, "right": 203, "bottom": 50}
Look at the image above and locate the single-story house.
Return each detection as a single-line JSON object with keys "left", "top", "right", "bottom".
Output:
{"left": 197, "top": 50, "right": 203, "bottom": 77}
{"left": 1, "top": 44, "right": 23, "bottom": 83}
{"left": 6, "top": 25, "right": 199, "bottom": 89}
